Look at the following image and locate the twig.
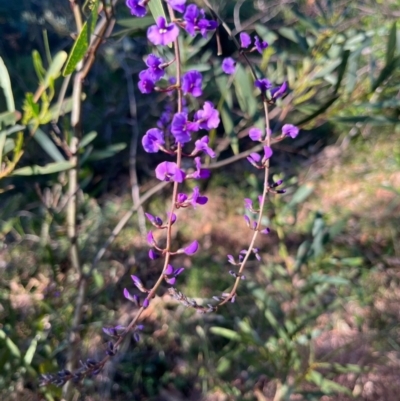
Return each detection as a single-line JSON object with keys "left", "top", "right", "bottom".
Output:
{"left": 121, "top": 57, "right": 147, "bottom": 240}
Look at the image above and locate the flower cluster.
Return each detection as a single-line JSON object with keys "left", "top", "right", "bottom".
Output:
{"left": 41, "top": 0, "right": 302, "bottom": 388}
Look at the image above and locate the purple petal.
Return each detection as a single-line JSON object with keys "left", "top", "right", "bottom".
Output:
{"left": 222, "top": 57, "right": 236, "bottom": 75}
{"left": 164, "top": 264, "right": 174, "bottom": 275}
{"left": 123, "top": 288, "right": 136, "bottom": 302}
{"left": 142, "top": 298, "right": 150, "bottom": 308}
{"left": 183, "top": 240, "right": 199, "bottom": 255}
{"left": 249, "top": 127, "right": 262, "bottom": 141}
{"left": 240, "top": 32, "right": 251, "bottom": 48}
{"left": 282, "top": 124, "right": 299, "bottom": 139}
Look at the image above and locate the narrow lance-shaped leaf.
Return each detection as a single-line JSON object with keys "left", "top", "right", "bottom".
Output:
{"left": 0, "top": 57, "right": 15, "bottom": 125}
{"left": 33, "top": 128, "right": 65, "bottom": 162}
{"left": 148, "top": 0, "right": 166, "bottom": 20}
{"left": 12, "top": 161, "right": 74, "bottom": 176}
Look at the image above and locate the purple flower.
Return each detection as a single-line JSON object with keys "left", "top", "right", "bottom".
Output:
{"left": 103, "top": 325, "right": 125, "bottom": 337}
{"left": 164, "top": 264, "right": 185, "bottom": 285}
{"left": 247, "top": 152, "right": 262, "bottom": 167}
{"left": 191, "top": 187, "right": 208, "bottom": 206}
{"left": 244, "top": 198, "right": 253, "bottom": 211}
{"left": 240, "top": 32, "right": 251, "bottom": 48}
{"left": 183, "top": 5, "right": 217, "bottom": 37}
{"left": 222, "top": 57, "right": 236, "bottom": 75}
{"left": 254, "top": 36, "right": 268, "bottom": 53}
{"left": 197, "top": 18, "right": 218, "bottom": 37}
{"left": 147, "top": 17, "right": 179, "bottom": 46}
{"left": 123, "top": 288, "right": 137, "bottom": 303}
{"left": 263, "top": 146, "right": 273, "bottom": 161}
{"left": 131, "top": 275, "right": 147, "bottom": 292}
{"left": 182, "top": 70, "right": 203, "bottom": 97}
{"left": 126, "top": 0, "right": 147, "bottom": 17}
{"left": 143, "top": 298, "right": 150, "bottom": 308}
{"left": 255, "top": 78, "right": 272, "bottom": 92}
{"left": 138, "top": 70, "right": 155, "bottom": 94}
{"left": 189, "top": 157, "right": 210, "bottom": 179}
{"left": 145, "top": 54, "right": 165, "bottom": 81}
{"left": 282, "top": 124, "right": 299, "bottom": 138}
{"left": 194, "top": 101, "right": 220, "bottom": 130}
{"left": 271, "top": 82, "right": 287, "bottom": 100}
{"left": 147, "top": 231, "right": 156, "bottom": 246}
{"left": 194, "top": 136, "right": 216, "bottom": 158}
{"left": 155, "top": 161, "right": 186, "bottom": 182}
{"left": 142, "top": 128, "right": 165, "bottom": 153}
{"left": 171, "top": 112, "right": 198, "bottom": 144}
{"left": 148, "top": 249, "right": 159, "bottom": 260}
{"left": 166, "top": 0, "right": 186, "bottom": 13}
{"left": 145, "top": 212, "right": 163, "bottom": 227}
{"left": 249, "top": 127, "right": 262, "bottom": 141}
{"left": 182, "top": 240, "right": 199, "bottom": 255}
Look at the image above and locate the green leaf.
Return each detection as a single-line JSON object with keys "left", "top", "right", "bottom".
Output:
{"left": 334, "top": 115, "right": 400, "bottom": 125}
{"left": 314, "top": 59, "right": 342, "bottom": 79}
{"left": 210, "top": 327, "right": 241, "bottom": 341}
{"left": 24, "top": 334, "right": 39, "bottom": 366}
{"left": 308, "top": 274, "right": 350, "bottom": 286}
{"left": 334, "top": 49, "right": 350, "bottom": 93}
{"left": 307, "top": 370, "right": 351, "bottom": 395}
{"left": 386, "top": 21, "right": 397, "bottom": 65}
{"left": 43, "top": 51, "right": 68, "bottom": 88}
{"left": 287, "top": 185, "right": 314, "bottom": 208}
{"left": 220, "top": 104, "right": 237, "bottom": 154}
{"left": 87, "top": 143, "right": 126, "bottom": 161}
{"left": 32, "top": 50, "right": 46, "bottom": 82}
{"left": 0, "top": 111, "right": 17, "bottom": 129}
{"left": 234, "top": 65, "right": 257, "bottom": 118}
{"left": 63, "top": 2, "right": 99, "bottom": 77}
{"left": 12, "top": 161, "right": 74, "bottom": 176}
{"left": 295, "top": 96, "right": 338, "bottom": 126}
{"left": 79, "top": 131, "right": 97, "bottom": 149}
{"left": 33, "top": 128, "right": 65, "bottom": 162}
{"left": 0, "top": 57, "right": 15, "bottom": 119}
{"left": 0, "top": 131, "right": 6, "bottom": 166}
{"left": 148, "top": 0, "right": 166, "bottom": 20}
{"left": 372, "top": 55, "right": 400, "bottom": 91}
{"left": 117, "top": 17, "right": 154, "bottom": 29}
{"left": 0, "top": 329, "right": 21, "bottom": 359}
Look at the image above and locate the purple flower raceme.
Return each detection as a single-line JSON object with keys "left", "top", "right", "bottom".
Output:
{"left": 155, "top": 161, "right": 186, "bottom": 182}
{"left": 282, "top": 124, "right": 299, "bottom": 138}
{"left": 182, "top": 70, "right": 203, "bottom": 97}
{"left": 166, "top": 0, "right": 186, "bottom": 13}
{"left": 222, "top": 57, "right": 236, "bottom": 75}
{"left": 147, "top": 17, "right": 179, "bottom": 46}
{"left": 240, "top": 32, "right": 251, "bottom": 48}
{"left": 126, "top": 0, "right": 147, "bottom": 17}
{"left": 138, "top": 70, "right": 155, "bottom": 94}
{"left": 142, "top": 128, "right": 165, "bottom": 153}
{"left": 194, "top": 101, "right": 220, "bottom": 130}
{"left": 255, "top": 78, "right": 272, "bottom": 92}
